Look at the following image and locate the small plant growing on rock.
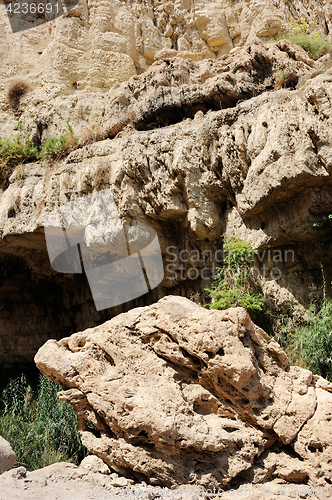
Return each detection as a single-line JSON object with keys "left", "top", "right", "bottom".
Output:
{"left": 0, "top": 131, "right": 39, "bottom": 187}
{"left": 274, "top": 70, "right": 291, "bottom": 90}
{"left": 265, "top": 16, "right": 332, "bottom": 60}
{"left": 40, "top": 121, "right": 77, "bottom": 162}
{"left": 205, "top": 235, "right": 265, "bottom": 321}
{"left": 0, "top": 122, "right": 78, "bottom": 187}
{"left": 7, "top": 206, "right": 16, "bottom": 218}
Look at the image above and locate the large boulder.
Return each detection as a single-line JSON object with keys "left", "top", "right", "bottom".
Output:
{"left": 35, "top": 296, "right": 332, "bottom": 488}
{"left": 0, "top": 436, "right": 16, "bottom": 474}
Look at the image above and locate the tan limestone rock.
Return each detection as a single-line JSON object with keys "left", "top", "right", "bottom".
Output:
{"left": 0, "top": 436, "right": 16, "bottom": 474}
{"left": 35, "top": 296, "right": 332, "bottom": 487}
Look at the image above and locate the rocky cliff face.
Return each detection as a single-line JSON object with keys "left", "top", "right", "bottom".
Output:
{"left": 35, "top": 296, "right": 332, "bottom": 488}
{"left": 0, "top": 2, "right": 332, "bottom": 366}
{"left": 0, "top": 0, "right": 331, "bottom": 110}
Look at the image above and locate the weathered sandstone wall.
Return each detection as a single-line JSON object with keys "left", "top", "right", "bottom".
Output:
{"left": 0, "top": 1, "right": 332, "bottom": 366}
{"left": 0, "top": 0, "right": 331, "bottom": 110}
{"left": 1, "top": 39, "right": 332, "bottom": 366}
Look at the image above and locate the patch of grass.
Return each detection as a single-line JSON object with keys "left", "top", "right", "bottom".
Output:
{"left": 40, "top": 122, "right": 77, "bottom": 161}
{"left": 0, "top": 131, "right": 39, "bottom": 186}
{"left": 39, "top": 122, "right": 77, "bottom": 162}
{"left": 0, "top": 374, "right": 87, "bottom": 471}
{"left": 0, "top": 122, "right": 78, "bottom": 187}
{"left": 285, "top": 33, "right": 332, "bottom": 60}
{"left": 265, "top": 32, "right": 332, "bottom": 60}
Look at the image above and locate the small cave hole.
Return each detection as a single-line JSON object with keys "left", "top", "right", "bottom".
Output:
{"left": 308, "top": 444, "right": 323, "bottom": 453}
{"left": 138, "top": 430, "right": 149, "bottom": 438}
{"left": 86, "top": 422, "right": 101, "bottom": 438}
{"left": 216, "top": 348, "right": 225, "bottom": 356}
{"left": 223, "top": 426, "right": 238, "bottom": 433}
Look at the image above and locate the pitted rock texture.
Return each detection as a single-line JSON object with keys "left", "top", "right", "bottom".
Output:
{"left": 0, "top": 463, "right": 328, "bottom": 500}
{"left": 1, "top": 40, "right": 332, "bottom": 365}
{"left": 35, "top": 296, "right": 332, "bottom": 488}
{"left": 0, "top": 0, "right": 331, "bottom": 109}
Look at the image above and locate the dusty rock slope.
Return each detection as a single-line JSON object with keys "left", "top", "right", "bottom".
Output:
{"left": 35, "top": 296, "right": 332, "bottom": 489}
{"left": 1, "top": 38, "right": 332, "bottom": 366}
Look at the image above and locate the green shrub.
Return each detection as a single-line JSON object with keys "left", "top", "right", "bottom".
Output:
{"left": 0, "top": 122, "right": 77, "bottom": 186}
{"left": 286, "top": 300, "right": 332, "bottom": 381}
{"left": 205, "top": 235, "right": 265, "bottom": 320}
{"left": 265, "top": 32, "right": 332, "bottom": 60}
{"left": 0, "top": 133, "right": 38, "bottom": 173}
{"left": 0, "top": 374, "right": 86, "bottom": 470}
{"left": 39, "top": 121, "right": 77, "bottom": 161}
{"left": 285, "top": 33, "right": 332, "bottom": 59}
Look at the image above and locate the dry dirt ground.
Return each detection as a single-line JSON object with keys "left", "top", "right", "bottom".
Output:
{"left": 0, "top": 463, "right": 132, "bottom": 500}
{"left": 0, "top": 462, "right": 330, "bottom": 500}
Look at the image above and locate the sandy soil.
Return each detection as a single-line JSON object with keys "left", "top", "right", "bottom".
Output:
{"left": 0, "top": 463, "right": 133, "bottom": 500}
{"left": 0, "top": 462, "right": 330, "bottom": 500}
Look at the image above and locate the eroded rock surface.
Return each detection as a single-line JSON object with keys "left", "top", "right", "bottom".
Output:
{"left": 0, "top": 462, "right": 328, "bottom": 500}
{"left": 1, "top": 40, "right": 332, "bottom": 366}
{"left": 1, "top": 0, "right": 331, "bottom": 108}
{"left": 35, "top": 296, "right": 332, "bottom": 488}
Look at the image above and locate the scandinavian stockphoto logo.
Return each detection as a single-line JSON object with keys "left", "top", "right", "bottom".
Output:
{"left": 44, "top": 189, "right": 164, "bottom": 311}
{"left": 4, "top": 0, "right": 79, "bottom": 33}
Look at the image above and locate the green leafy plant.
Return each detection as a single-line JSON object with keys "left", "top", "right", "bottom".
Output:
{"left": 0, "top": 122, "right": 78, "bottom": 186}
{"left": 205, "top": 235, "right": 265, "bottom": 320}
{"left": 39, "top": 121, "right": 77, "bottom": 162}
{"left": 0, "top": 134, "right": 38, "bottom": 170}
{"left": 286, "top": 300, "right": 332, "bottom": 381}
{"left": 265, "top": 29, "right": 332, "bottom": 60}
{"left": 0, "top": 374, "right": 87, "bottom": 471}
{"left": 284, "top": 33, "right": 332, "bottom": 59}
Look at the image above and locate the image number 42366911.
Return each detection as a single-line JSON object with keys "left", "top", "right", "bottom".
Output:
{"left": 4, "top": 0, "right": 79, "bottom": 32}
